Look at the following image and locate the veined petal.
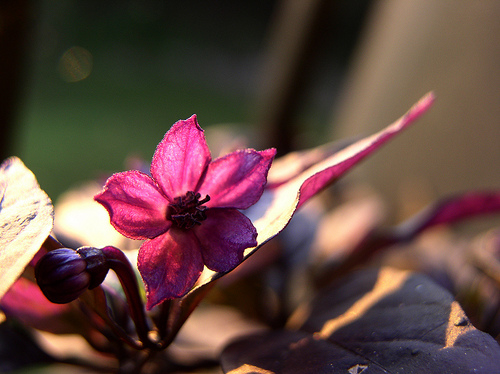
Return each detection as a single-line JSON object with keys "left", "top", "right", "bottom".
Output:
{"left": 199, "top": 148, "right": 276, "bottom": 209}
{"left": 138, "top": 230, "right": 204, "bottom": 309}
{"left": 94, "top": 170, "right": 171, "bottom": 240}
{"left": 194, "top": 209, "right": 257, "bottom": 272}
{"left": 151, "top": 115, "right": 211, "bottom": 199}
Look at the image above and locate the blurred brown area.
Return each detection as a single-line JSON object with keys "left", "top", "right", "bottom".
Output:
{"left": 254, "top": 0, "right": 372, "bottom": 154}
{"left": 254, "top": 0, "right": 332, "bottom": 155}
{"left": 330, "top": 1, "right": 500, "bottom": 230}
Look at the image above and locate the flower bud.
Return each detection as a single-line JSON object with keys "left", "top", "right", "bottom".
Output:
{"left": 35, "top": 247, "right": 110, "bottom": 304}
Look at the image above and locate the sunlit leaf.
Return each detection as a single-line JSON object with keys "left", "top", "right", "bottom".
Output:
{"left": 168, "top": 93, "right": 434, "bottom": 344}
{"left": 221, "top": 267, "right": 500, "bottom": 373}
{"left": 0, "top": 157, "right": 54, "bottom": 301}
{"left": 248, "top": 93, "right": 434, "bottom": 258}
{"left": 199, "top": 93, "right": 435, "bottom": 287}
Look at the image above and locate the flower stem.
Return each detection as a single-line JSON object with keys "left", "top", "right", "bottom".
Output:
{"left": 81, "top": 287, "right": 144, "bottom": 350}
{"left": 155, "top": 299, "right": 172, "bottom": 341}
{"left": 159, "top": 281, "right": 216, "bottom": 348}
{"left": 101, "top": 246, "right": 157, "bottom": 349}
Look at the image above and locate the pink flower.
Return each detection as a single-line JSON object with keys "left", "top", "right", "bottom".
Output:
{"left": 95, "top": 115, "right": 275, "bottom": 309}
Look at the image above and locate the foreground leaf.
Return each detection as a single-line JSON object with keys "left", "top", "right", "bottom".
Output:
{"left": 0, "top": 157, "right": 54, "bottom": 301}
{"left": 221, "top": 267, "right": 500, "bottom": 373}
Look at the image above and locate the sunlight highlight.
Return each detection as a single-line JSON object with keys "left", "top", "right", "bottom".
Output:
{"left": 444, "top": 301, "right": 473, "bottom": 347}
{"left": 227, "top": 364, "right": 275, "bottom": 374}
{"left": 317, "top": 268, "right": 409, "bottom": 339}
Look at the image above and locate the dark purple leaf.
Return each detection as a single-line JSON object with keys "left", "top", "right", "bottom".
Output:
{"left": 394, "top": 190, "right": 500, "bottom": 240}
{"left": 0, "top": 157, "right": 53, "bottom": 301}
{"left": 322, "top": 190, "right": 500, "bottom": 284}
{"left": 221, "top": 267, "right": 500, "bottom": 373}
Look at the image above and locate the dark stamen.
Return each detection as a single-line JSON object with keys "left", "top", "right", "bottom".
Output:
{"left": 167, "top": 191, "right": 210, "bottom": 230}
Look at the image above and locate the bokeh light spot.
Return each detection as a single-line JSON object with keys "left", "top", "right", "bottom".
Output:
{"left": 58, "top": 46, "right": 93, "bottom": 82}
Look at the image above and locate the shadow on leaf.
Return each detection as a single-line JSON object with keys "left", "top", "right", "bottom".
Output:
{"left": 221, "top": 267, "right": 500, "bottom": 373}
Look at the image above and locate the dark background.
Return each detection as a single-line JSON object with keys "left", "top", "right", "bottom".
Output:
{"left": 1, "top": 0, "right": 371, "bottom": 200}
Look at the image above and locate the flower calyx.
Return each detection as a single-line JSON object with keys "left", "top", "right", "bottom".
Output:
{"left": 77, "top": 246, "right": 110, "bottom": 289}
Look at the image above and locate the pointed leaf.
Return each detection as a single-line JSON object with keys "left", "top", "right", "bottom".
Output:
{"left": 195, "top": 93, "right": 435, "bottom": 289}
{"left": 0, "top": 157, "right": 54, "bottom": 300}
{"left": 321, "top": 190, "right": 500, "bottom": 284}
{"left": 250, "top": 93, "right": 434, "bottom": 252}
{"left": 221, "top": 267, "right": 500, "bottom": 373}
{"left": 168, "top": 94, "right": 434, "bottom": 345}
{"left": 394, "top": 190, "right": 500, "bottom": 240}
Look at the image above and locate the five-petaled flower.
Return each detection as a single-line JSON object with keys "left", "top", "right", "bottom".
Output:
{"left": 95, "top": 115, "right": 275, "bottom": 309}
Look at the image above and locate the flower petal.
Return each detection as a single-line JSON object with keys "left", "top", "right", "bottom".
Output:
{"left": 94, "top": 171, "right": 171, "bottom": 240}
{"left": 151, "top": 115, "right": 211, "bottom": 199}
{"left": 138, "top": 230, "right": 204, "bottom": 309}
{"left": 199, "top": 148, "right": 276, "bottom": 209}
{"left": 194, "top": 209, "right": 257, "bottom": 272}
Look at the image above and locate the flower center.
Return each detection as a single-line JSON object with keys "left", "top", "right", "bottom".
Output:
{"left": 167, "top": 191, "right": 210, "bottom": 230}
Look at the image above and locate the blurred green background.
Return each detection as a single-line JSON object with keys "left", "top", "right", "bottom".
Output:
{"left": 3, "top": 0, "right": 370, "bottom": 201}
{"left": 3, "top": 0, "right": 499, "bottom": 229}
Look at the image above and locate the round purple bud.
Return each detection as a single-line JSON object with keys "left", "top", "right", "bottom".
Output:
{"left": 35, "top": 247, "right": 110, "bottom": 304}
